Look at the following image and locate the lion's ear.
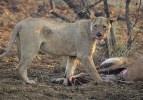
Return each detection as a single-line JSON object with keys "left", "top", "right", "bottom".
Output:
{"left": 89, "top": 10, "right": 96, "bottom": 20}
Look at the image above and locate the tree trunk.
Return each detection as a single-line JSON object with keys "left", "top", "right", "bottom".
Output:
{"left": 125, "top": 0, "right": 132, "bottom": 49}
{"left": 103, "top": 0, "right": 116, "bottom": 57}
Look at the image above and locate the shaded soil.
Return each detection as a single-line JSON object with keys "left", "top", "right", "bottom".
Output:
{"left": 0, "top": 0, "right": 143, "bottom": 100}
{"left": 0, "top": 51, "right": 143, "bottom": 100}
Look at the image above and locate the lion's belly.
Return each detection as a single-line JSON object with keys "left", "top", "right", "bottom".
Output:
{"left": 41, "top": 33, "right": 77, "bottom": 56}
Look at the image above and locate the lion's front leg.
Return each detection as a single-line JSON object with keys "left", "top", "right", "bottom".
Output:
{"left": 64, "top": 56, "right": 81, "bottom": 85}
{"left": 80, "top": 56, "right": 103, "bottom": 83}
{"left": 52, "top": 56, "right": 92, "bottom": 85}
{"left": 52, "top": 56, "right": 78, "bottom": 85}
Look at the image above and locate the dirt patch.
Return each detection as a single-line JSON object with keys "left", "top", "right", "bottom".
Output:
{"left": 0, "top": 0, "right": 143, "bottom": 100}
{"left": 0, "top": 53, "right": 143, "bottom": 100}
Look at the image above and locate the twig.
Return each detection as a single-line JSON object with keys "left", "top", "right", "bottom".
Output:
{"left": 63, "top": 0, "right": 80, "bottom": 19}
{"left": 64, "top": 0, "right": 103, "bottom": 19}
{"left": 49, "top": 0, "right": 72, "bottom": 22}
{"left": 125, "top": 0, "right": 141, "bottom": 46}
{"left": 132, "top": 0, "right": 142, "bottom": 28}
{"left": 50, "top": 11, "right": 72, "bottom": 22}
{"left": 88, "top": 0, "right": 103, "bottom": 8}
{"left": 103, "top": 0, "right": 110, "bottom": 17}
{"left": 103, "top": 0, "right": 116, "bottom": 57}
{"left": 117, "top": 80, "right": 134, "bottom": 84}
{"left": 125, "top": 0, "right": 132, "bottom": 49}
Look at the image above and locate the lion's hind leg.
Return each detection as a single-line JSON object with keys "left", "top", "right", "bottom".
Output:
{"left": 17, "top": 41, "right": 41, "bottom": 84}
{"left": 18, "top": 55, "right": 36, "bottom": 84}
{"left": 52, "top": 57, "right": 79, "bottom": 85}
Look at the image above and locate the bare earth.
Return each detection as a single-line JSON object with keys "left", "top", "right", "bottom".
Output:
{"left": 0, "top": 44, "right": 143, "bottom": 100}
{"left": 0, "top": 1, "right": 143, "bottom": 99}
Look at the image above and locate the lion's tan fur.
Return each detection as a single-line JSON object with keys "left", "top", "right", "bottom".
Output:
{"left": 1, "top": 17, "right": 111, "bottom": 84}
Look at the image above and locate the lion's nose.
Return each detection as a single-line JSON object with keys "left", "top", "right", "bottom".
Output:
{"left": 96, "top": 32, "right": 102, "bottom": 37}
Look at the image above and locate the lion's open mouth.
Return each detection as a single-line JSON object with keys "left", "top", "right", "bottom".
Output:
{"left": 96, "top": 36, "right": 103, "bottom": 40}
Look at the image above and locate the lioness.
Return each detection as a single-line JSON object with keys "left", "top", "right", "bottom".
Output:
{"left": 0, "top": 17, "right": 112, "bottom": 85}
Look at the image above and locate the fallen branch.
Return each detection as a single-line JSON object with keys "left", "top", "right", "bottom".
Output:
{"left": 103, "top": 0, "right": 116, "bottom": 57}
{"left": 88, "top": 0, "right": 103, "bottom": 8}
{"left": 103, "top": 0, "right": 110, "bottom": 17}
{"left": 50, "top": 11, "right": 72, "bottom": 22}
{"left": 125, "top": 0, "right": 132, "bottom": 49}
{"left": 49, "top": 0, "right": 72, "bottom": 22}
{"left": 64, "top": 0, "right": 103, "bottom": 19}
{"left": 132, "top": 0, "right": 142, "bottom": 28}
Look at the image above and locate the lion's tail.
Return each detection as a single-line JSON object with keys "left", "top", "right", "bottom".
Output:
{"left": 0, "top": 25, "right": 19, "bottom": 57}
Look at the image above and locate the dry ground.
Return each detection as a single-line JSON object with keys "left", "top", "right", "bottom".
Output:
{"left": 0, "top": 52, "right": 142, "bottom": 100}
{"left": 0, "top": 31, "right": 143, "bottom": 100}
{"left": 0, "top": 0, "right": 143, "bottom": 100}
